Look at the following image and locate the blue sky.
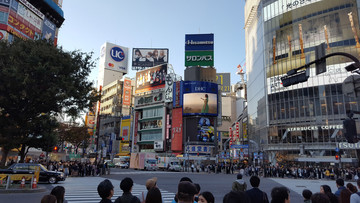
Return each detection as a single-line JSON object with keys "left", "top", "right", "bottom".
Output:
{"left": 57, "top": 0, "right": 246, "bottom": 86}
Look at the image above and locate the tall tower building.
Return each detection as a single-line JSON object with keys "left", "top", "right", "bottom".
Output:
{"left": 245, "top": 0, "right": 360, "bottom": 165}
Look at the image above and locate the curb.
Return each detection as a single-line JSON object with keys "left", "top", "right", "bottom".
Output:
{"left": 0, "top": 186, "right": 47, "bottom": 194}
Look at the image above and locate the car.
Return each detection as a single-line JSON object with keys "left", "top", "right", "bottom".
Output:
{"left": 115, "top": 161, "right": 129, "bottom": 169}
{"left": 0, "top": 163, "right": 65, "bottom": 184}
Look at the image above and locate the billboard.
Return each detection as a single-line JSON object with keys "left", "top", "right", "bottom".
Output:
{"left": 173, "top": 81, "right": 183, "bottom": 107}
{"left": 135, "top": 64, "right": 167, "bottom": 94}
{"left": 183, "top": 81, "right": 218, "bottom": 116}
{"left": 42, "top": 17, "right": 56, "bottom": 41}
{"left": 122, "top": 78, "right": 132, "bottom": 106}
{"left": 185, "top": 117, "right": 215, "bottom": 142}
{"left": 100, "top": 42, "right": 128, "bottom": 74}
{"left": 171, "top": 108, "right": 183, "bottom": 152}
{"left": 7, "top": 14, "right": 35, "bottom": 39}
{"left": 132, "top": 48, "right": 168, "bottom": 70}
{"left": 216, "top": 73, "right": 231, "bottom": 93}
{"left": 120, "top": 116, "right": 131, "bottom": 141}
{"left": 185, "top": 33, "right": 214, "bottom": 66}
{"left": 164, "top": 74, "right": 174, "bottom": 103}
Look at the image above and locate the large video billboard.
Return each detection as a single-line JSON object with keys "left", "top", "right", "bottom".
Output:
{"left": 135, "top": 64, "right": 167, "bottom": 94}
{"left": 132, "top": 48, "right": 168, "bottom": 70}
{"left": 99, "top": 42, "right": 128, "bottom": 74}
{"left": 185, "top": 34, "right": 214, "bottom": 67}
{"left": 183, "top": 81, "right": 218, "bottom": 116}
{"left": 185, "top": 117, "right": 215, "bottom": 143}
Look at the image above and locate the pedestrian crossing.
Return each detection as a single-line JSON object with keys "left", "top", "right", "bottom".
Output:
{"left": 57, "top": 177, "right": 176, "bottom": 203}
{"left": 111, "top": 170, "right": 182, "bottom": 175}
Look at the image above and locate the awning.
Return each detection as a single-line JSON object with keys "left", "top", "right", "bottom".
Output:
{"left": 116, "top": 152, "right": 130, "bottom": 156}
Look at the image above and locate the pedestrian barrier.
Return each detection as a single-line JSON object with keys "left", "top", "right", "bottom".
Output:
{"left": 0, "top": 174, "right": 35, "bottom": 190}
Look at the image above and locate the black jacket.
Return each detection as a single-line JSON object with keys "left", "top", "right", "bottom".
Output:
{"left": 245, "top": 187, "right": 269, "bottom": 203}
{"left": 114, "top": 192, "right": 140, "bottom": 203}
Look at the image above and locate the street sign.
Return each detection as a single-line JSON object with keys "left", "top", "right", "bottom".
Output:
{"left": 230, "top": 144, "right": 249, "bottom": 149}
{"left": 335, "top": 147, "right": 339, "bottom": 152}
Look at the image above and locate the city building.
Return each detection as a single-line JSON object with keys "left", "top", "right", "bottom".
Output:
{"left": 97, "top": 78, "right": 135, "bottom": 160}
{"left": 244, "top": 0, "right": 360, "bottom": 166}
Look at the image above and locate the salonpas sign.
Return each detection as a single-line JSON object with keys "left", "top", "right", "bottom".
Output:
{"left": 287, "top": 125, "right": 343, "bottom": 132}
{"left": 185, "top": 34, "right": 214, "bottom": 67}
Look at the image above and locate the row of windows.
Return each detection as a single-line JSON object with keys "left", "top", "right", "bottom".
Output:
{"left": 0, "top": 11, "right": 7, "bottom": 24}
{"left": 140, "top": 131, "right": 162, "bottom": 141}
{"left": 141, "top": 107, "right": 163, "bottom": 119}
{"left": 268, "top": 85, "right": 360, "bottom": 120}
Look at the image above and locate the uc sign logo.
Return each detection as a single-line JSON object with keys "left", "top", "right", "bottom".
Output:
{"left": 110, "top": 46, "right": 125, "bottom": 62}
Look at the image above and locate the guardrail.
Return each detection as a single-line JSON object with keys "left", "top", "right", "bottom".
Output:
{"left": 0, "top": 174, "right": 36, "bottom": 190}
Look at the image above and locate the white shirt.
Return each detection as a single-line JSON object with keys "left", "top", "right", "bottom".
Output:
{"left": 350, "top": 193, "right": 360, "bottom": 203}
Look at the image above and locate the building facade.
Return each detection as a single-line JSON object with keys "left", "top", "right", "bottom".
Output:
{"left": 245, "top": 0, "right": 360, "bottom": 165}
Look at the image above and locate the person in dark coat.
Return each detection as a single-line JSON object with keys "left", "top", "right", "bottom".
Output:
{"left": 245, "top": 176, "right": 269, "bottom": 203}
{"left": 115, "top": 177, "right": 140, "bottom": 203}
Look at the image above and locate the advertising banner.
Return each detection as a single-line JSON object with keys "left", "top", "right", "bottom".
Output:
{"left": 42, "top": 17, "right": 55, "bottom": 41}
{"left": 134, "top": 112, "right": 139, "bottom": 145}
{"left": 17, "top": 2, "right": 43, "bottom": 31}
{"left": 122, "top": 78, "right": 132, "bottom": 106}
{"left": 171, "top": 108, "right": 183, "bottom": 152}
{"left": 135, "top": 64, "right": 167, "bottom": 94}
{"left": 183, "top": 81, "right": 218, "bottom": 116}
{"left": 132, "top": 48, "right": 169, "bottom": 70}
{"left": 18, "top": 0, "right": 45, "bottom": 19}
{"left": 164, "top": 74, "right": 174, "bottom": 103}
{"left": 188, "top": 145, "right": 212, "bottom": 154}
{"left": 100, "top": 42, "right": 129, "bottom": 74}
{"left": 185, "top": 33, "right": 214, "bottom": 66}
{"left": 173, "top": 81, "right": 183, "bottom": 107}
{"left": 185, "top": 117, "right": 215, "bottom": 142}
{"left": 216, "top": 73, "right": 231, "bottom": 93}
{"left": 8, "top": 14, "right": 35, "bottom": 39}
{"left": 85, "top": 113, "right": 95, "bottom": 135}
{"left": 120, "top": 116, "right": 131, "bottom": 141}
{"left": 135, "top": 92, "right": 164, "bottom": 107}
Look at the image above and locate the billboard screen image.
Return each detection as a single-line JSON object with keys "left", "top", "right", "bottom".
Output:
{"left": 185, "top": 117, "right": 215, "bottom": 142}
{"left": 132, "top": 48, "right": 168, "bottom": 69}
{"left": 135, "top": 64, "right": 167, "bottom": 94}
{"left": 182, "top": 81, "right": 218, "bottom": 116}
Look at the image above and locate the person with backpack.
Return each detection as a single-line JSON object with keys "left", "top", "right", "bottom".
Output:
{"left": 115, "top": 177, "right": 140, "bottom": 203}
{"left": 232, "top": 174, "right": 247, "bottom": 192}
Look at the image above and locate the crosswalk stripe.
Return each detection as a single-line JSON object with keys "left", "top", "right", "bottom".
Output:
{"left": 57, "top": 177, "right": 175, "bottom": 203}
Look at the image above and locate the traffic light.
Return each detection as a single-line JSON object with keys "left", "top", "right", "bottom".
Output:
{"left": 343, "top": 118, "right": 357, "bottom": 143}
{"left": 315, "top": 43, "right": 326, "bottom": 75}
{"left": 53, "top": 146, "right": 58, "bottom": 152}
{"left": 281, "top": 69, "right": 309, "bottom": 87}
{"left": 335, "top": 153, "right": 339, "bottom": 160}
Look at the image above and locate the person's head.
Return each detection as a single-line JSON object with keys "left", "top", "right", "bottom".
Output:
{"left": 179, "top": 177, "right": 193, "bottom": 183}
{"left": 205, "top": 94, "right": 208, "bottom": 98}
{"left": 199, "top": 191, "right": 215, "bottom": 203}
{"left": 135, "top": 49, "right": 142, "bottom": 56}
{"left": 336, "top": 178, "right": 345, "bottom": 187}
{"left": 41, "top": 195, "right": 57, "bottom": 203}
{"left": 271, "top": 186, "right": 290, "bottom": 203}
{"left": 177, "top": 181, "right": 198, "bottom": 203}
{"left": 249, "top": 176, "right": 260, "bottom": 187}
{"left": 340, "top": 188, "right": 352, "bottom": 203}
{"left": 146, "top": 177, "right": 157, "bottom": 190}
{"left": 195, "top": 183, "right": 201, "bottom": 195}
{"left": 311, "top": 192, "right": 330, "bottom": 203}
{"left": 302, "top": 189, "right": 312, "bottom": 200}
{"left": 346, "top": 182, "right": 358, "bottom": 193}
{"left": 120, "top": 177, "right": 134, "bottom": 193}
{"left": 51, "top": 186, "right": 65, "bottom": 203}
{"left": 320, "top": 185, "right": 332, "bottom": 194}
{"left": 145, "top": 187, "right": 162, "bottom": 203}
{"left": 97, "top": 179, "right": 114, "bottom": 200}
{"left": 237, "top": 174, "right": 243, "bottom": 180}
{"left": 153, "top": 49, "right": 159, "bottom": 57}
{"left": 223, "top": 191, "right": 250, "bottom": 203}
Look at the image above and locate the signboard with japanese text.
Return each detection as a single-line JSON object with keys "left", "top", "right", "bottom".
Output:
{"left": 135, "top": 92, "right": 164, "bottom": 107}
{"left": 135, "top": 64, "right": 167, "bottom": 94}
{"left": 132, "top": 48, "right": 168, "bottom": 70}
{"left": 122, "top": 78, "right": 132, "bottom": 106}
{"left": 173, "top": 81, "right": 183, "bottom": 107}
{"left": 8, "top": 14, "right": 35, "bottom": 39}
{"left": 164, "top": 74, "right": 174, "bottom": 103}
{"left": 185, "top": 33, "right": 214, "bottom": 66}
{"left": 171, "top": 108, "right": 183, "bottom": 152}
{"left": 216, "top": 73, "right": 231, "bottom": 93}
{"left": 187, "top": 145, "right": 212, "bottom": 154}
{"left": 120, "top": 116, "right": 131, "bottom": 141}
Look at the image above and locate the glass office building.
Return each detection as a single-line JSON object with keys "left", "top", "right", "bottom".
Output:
{"left": 245, "top": 0, "right": 360, "bottom": 165}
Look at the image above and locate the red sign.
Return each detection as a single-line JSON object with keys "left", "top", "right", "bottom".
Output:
{"left": 171, "top": 108, "right": 183, "bottom": 152}
{"left": 134, "top": 112, "right": 139, "bottom": 144}
{"left": 123, "top": 78, "right": 132, "bottom": 106}
{"left": 236, "top": 122, "right": 240, "bottom": 138}
{"left": 8, "top": 15, "right": 35, "bottom": 39}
